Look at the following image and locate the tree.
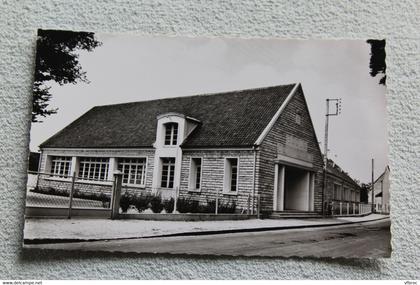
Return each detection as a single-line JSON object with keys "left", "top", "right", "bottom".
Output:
{"left": 32, "top": 29, "right": 102, "bottom": 122}
{"left": 360, "top": 182, "right": 371, "bottom": 203}
{"left": 366, "top": 39, "right": 386, "bottom": 85}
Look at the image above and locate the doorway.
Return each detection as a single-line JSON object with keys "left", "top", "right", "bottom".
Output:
{"left": 273, "top": 164, "right": 314, "bottom": 211}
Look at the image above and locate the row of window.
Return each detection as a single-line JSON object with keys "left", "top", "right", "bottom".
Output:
{"left": 333, "top": 184, "right": 360, "bottom": 202}
{"left": 50, "top": 156, "right": 147, "bottom": 186}
{"left": 49, "top": 156, "right": 240, "bottom": 193}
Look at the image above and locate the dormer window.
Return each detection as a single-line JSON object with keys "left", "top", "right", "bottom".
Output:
{"left": 164, "top": 122, "right": 178, "bottom": 145}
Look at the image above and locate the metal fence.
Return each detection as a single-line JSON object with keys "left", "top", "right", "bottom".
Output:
{"left": 330, "top": 200, "right": 372, "bottom": 216}
{"left": 26, "top": 171, "right": 114, "bottom": 218}
{"left": 120, "top": 186, "right": 260, "bottom": 217}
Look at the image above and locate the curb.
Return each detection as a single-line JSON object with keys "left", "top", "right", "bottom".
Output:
{"left": 23, "top": 216, "right": 390, "bottom": 245}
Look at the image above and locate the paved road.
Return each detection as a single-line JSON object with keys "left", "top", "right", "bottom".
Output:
{"left": 25, "top": 219, "right": 391, "bottom": 258}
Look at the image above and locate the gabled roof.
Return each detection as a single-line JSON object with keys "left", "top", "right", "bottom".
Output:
{"left": 374, "top": 165, "right": 390, "bottom": 184}
{"left": 40, "top": 84, "right": 297, "bottom": 149}
{"left": 326, "top": 159, "right": 361, "bottom": 189}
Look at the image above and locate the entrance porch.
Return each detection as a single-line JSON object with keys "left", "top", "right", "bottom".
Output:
{"left": 273, "top": 164, "right": 315, "bottom": 212}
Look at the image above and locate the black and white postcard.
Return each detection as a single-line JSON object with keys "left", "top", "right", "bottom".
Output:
{"left": 24, "top": 30, "right": 390, "bottom": 258}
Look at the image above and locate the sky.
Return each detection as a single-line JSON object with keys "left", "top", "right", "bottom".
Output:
{"left": 29, "top": 33, "right": 388, "bottom": 183}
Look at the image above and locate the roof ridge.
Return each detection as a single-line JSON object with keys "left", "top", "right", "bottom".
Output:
{"left": 94, "top": 83, "right": 297, "bottom": 109}
{"left": 327, "top": 159, "right": 360, "bottom": 186}
{"left": 40, "top": 83, "right": 297, "bottom": 149}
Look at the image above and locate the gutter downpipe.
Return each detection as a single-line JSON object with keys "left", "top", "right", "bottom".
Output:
{"left": 252, "top": 145, "right": 257, "bottom": 215}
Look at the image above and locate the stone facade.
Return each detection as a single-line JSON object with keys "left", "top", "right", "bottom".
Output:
{"left": 179, "top": 149, "right": 256, "bottom": 212}
{"left": 36, "top": 85, "right": 336, "bottom": 214}
{"left": 38, "top": 177, "right": 113, "bottom": 196}
{"left": 38, "top": 148, "right": 155, "bottom": 196}
{"left": 326, "top": 172, "right": 361, "bottom": 203}
{"left": 256, "top": 86, "right": 324, "bottom": 212}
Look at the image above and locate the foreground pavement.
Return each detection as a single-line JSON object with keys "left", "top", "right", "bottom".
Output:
{"left": 24, "top": 213, "right": 388, "bottom": 242}
{"left": 24, "top": 219, "right": 391, "bottom": 258}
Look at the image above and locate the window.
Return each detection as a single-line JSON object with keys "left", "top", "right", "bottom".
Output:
{"left": 164, "top": 123, "right": 178, "bottom": 145}
{"left": 161, "top": 157, "right": 175, "bottom": 188}
{"left": 78, "top": 157, "right": 109, "bottom": 181}
{"left": 50, "top": 156, "right": 72, "bottom": 177}
{"left": 224, "top": 158, "right": 239, "bottom": 193}
{"left": 189, "top": 158, "right": 202, "bottom": 191}
{"left": 118, "top": 158, "right": 147, "bottom": 186}
{"left": 333, "top": 184, "right": 341, "bottom": 200}
{"left": 343, "top": 187, "right": 350, "bottom": 201}
{"left": 295, "top": 113, "right": 302, "bottom": 125}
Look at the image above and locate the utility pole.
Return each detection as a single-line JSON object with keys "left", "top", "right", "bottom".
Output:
{"left": 322, "top": 98, "right": 342, "bottom": 215}
{"left": 371, "top": 158, "right": 375, "bottom": 213}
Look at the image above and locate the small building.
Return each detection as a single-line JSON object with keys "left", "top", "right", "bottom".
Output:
{"left": 373, "top": 166, "right": 390, "bottom": 214}
{"left": 325, "top": 159, "right": 363, "bottom": 215}
{"left": 36, "top": 83, "right": 327, "bottom": 214}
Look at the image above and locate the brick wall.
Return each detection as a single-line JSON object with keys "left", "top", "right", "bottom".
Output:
{"left": 179, "top": 149, "right": 256, "bottom": 212}
{"left": 256, "top": 86, "right": 324, "bottom": 212}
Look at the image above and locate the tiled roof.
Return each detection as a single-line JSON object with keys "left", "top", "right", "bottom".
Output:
{"left": 326, "top": 159, "right": 361, "bottom": 188}
{"left": 40, "top": 84, "right": 296, "bottom": 149}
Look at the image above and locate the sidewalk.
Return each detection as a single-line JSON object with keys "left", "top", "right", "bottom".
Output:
{"left": 23, "top": 213, "right": 389, "bottom": 243}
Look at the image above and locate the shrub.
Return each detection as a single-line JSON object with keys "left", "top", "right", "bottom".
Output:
{"left": 31, "top": 185, "right": 113, "bottom": 204}
{"left": 73, "top": 189, "right": 81, "bottom": 198}
{"left": 150, "top": 195, "right": 164, "bottom": 213}
{"left": 190, "top": 200, "right": 200, "bottom": 213}
{"left": 176, "top": 197, "right": 189, "bottom": 213}
{"left": 57, "top": 188, "right": 69, "bottom": 197}
{"left": 177, "top": 197, "right": 200, "bottom": 213}
{"left": 119, "top": 192, "right": 132, "bottom": 213}
{"left": 162, "top": 198, "right": 175, "bottom": 213}
{"left": 201, "top": 199, "right": 216, "bottom": 213}
{"left": 46, "top": 187, "right": 57, "bottom": 195}
{"left": 133, "top": 194, "right": 152, "bottom": 213}
{"left": 219, "top": 200, "right": 236, "bottom": 214}
{"left": 31, "top": 186, "right": 70, "bottom": 197}
{"left": 98, "top": 191, "right": 110, "bottom": 202}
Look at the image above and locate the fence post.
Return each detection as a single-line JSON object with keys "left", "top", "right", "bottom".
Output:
{"left": 247, "top": 194, "right": 250, "bottom": 215}
{"left": 257, "top": 194, "right": 261, "bottom": 219}
{"left": 215, "top": 193, "right": 219, "bottom": 215}
{"left": 331, "top": 201, "right": 334, "bottom": 217}
{"left": 339, "top": 202, "right": 342, "bottom": 216}
{"left": 67, "top": 172, "right": 76, "bottom": 219}
{"left": 346, "top": 202, "right": 349, "bottom": 215}
{"left": 111, "top": 171, "right": 123, "bottom": 219}
{"left": 35, "top": 172, "right": 40, "bottom": 189}
{"left": 173, "top": 186, "right": 178, "bottom": 214}
{"left": 353, "top": 203, "right": 356, "bottom": 215}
